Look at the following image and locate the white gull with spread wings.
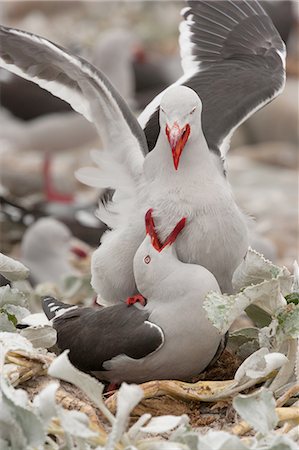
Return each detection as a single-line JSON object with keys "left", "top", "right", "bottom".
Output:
{"left": 0, "top": 0, "right": 286, "bottom": 303}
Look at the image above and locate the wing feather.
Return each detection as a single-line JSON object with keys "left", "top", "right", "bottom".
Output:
{"left": 141, "top": 0, "right": 286, "bottom": 157}
{"left": 0, "top": 25, "right": 147, "bottom": 174}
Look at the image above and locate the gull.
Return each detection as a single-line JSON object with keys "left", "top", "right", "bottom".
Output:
{"left": 20, "top": 217, "right": 86, "bottom": 285}
{"left": 41, "top": 210, "right": 224, "bottom": 383}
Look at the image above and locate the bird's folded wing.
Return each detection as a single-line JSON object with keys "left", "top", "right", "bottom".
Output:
{"left": 53, "top": 303, "right": 164, "bottom": 372}
{"left": 0, "top": 26, "right": 147, "bottom": 175}
{"left": 141, "top": 0, "right": 286, "bottom": 156}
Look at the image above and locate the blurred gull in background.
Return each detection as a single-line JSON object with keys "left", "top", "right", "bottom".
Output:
{"left": 20, "top": 217, "right": 87, "bottom": 285}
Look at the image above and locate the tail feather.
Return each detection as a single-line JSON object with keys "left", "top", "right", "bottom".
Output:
{"left": 43, "top": 296, "right": 77, "bottom": 321}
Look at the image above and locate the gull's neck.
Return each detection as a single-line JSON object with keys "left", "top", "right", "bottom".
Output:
{"left": 136, "top": 261, "right": 183, "bottom": 302}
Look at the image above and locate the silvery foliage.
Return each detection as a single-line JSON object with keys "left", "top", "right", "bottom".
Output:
{"left": 0, "top": 253, "right": 31, "bottom": 332}
{"left": 204, "top": 249, "right": 299, "bottom": 391}
{"left": 204, "top": 248, "right": 294, "bottom": 334}
{"left": 2, "top": 346, "right": 297, "bottom": 450}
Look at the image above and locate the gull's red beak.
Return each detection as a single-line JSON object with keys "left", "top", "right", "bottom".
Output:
{"left": 166, "top": 122, "right": 190, "bottom": 170}
{"left": 145, "top": 209, "right": 186, "bottom": 252}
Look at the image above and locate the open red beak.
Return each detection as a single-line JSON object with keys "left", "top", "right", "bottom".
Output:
{"left": 166, "top": 122, "right": 190, "bottom": 170}
{"left": 145, "top": 209, "right": 186, "bottom": 252}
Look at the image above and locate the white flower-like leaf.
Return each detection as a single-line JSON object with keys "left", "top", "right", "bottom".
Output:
{"left": 140, "top": 414, "right": 189, "bottom": 434}
{"left": 258, "top": 320, "right": 278, "bottom": 350}
{"left": 116, "top": 383, "right": 144, "bottom": 420}
{"left": 0, "top": 253, "right": 29, "bottom": 282}
{"left": 33, "top": 382, "right": 59, "bottom": 427}
{"left": 33, "top": 381, "right": 97, "bottom": 440}
{"left": 233, "top": 388, "right": 278, "bottom": 434}
{"left": 48, "top": 350, "right": 105, "bottom": 410}
{"left": 292, "top": 261, "right": 299, "bottom": 293}
{"left": 20, "top": 325, "right": 57, "bottom": 348}
{"left": 259, "top": 433, "right": 299, "bottom": 450}
{"left": 0, "top": 332, "right": 34, "bottom": 364}
{"left": 0, "top": 401, "right": 27, "bottom": 450}
{"left": 142, "top": 443, "right": 188, "bottom": 450}
{"left": 233, "top": 248, "right": 292, "bottom": 295}
{"left": 106, "top": 383, "right": 144, "bottom": 449}
{"left": 127, "top": 413, "right": 151, "bottom": 441}
{"left": 192, "top": 430, "right": 247, "bottom": 450}
{"left": 234, "top": 348, "right": 288, "bottom": 383}
{"left": 5, "top": 304, "right": 30, "bottom": 322}
{"left": 1, "top": 376, "right": 29, "bottom": 408}
{"left": 0, "top": 285, "right": 28, "bottom": 308}
{"left": 59, "top": 409, "right": 97, "bottom": 439}
{"left": 1, "top": 377, "right": 45, "bottom": 446}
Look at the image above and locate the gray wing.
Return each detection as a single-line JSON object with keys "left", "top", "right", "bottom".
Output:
{"left": 52, "top": 302, "right": 163, "bottom": 372}
{"left": 0, "top": 25, "right": 148, "bottom": 159}
{"left": 141, "top": 0, "right": 286, "bottom": 156}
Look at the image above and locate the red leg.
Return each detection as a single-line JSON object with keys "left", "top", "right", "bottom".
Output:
{"left": 105, "top": 383, "right": 119, "bottom": 396}
{"left": 43, "top": 154, "right": 74, "bottom": 203}
{"left": 126, "top": 294, "right": 147, "bottom": 307}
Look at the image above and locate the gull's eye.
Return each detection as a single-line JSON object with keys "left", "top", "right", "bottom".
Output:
{"left": 144, "top": 255, "right": 151, "bottom": 264}
{"left": 190, "top": 107, "right": 196, "bottom": 115}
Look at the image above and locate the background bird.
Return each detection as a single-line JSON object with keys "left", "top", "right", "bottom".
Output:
{"left": 20, "top": 217, "right": 87, "bottom": 285}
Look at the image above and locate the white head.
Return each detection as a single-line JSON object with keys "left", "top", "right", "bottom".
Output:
{"left": 133, "top": 209, "right": 186, "bottom": 298}
{"left": 21, "top": 218, "right": 85, "bottom": 284}
{"left": 21, "top": 218, "right": 72, "bottom": 260}
{"left": 159, "top": 86, "right": 203, "bottom": 170}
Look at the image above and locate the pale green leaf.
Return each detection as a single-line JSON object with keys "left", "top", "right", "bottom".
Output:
{"left": 245, "top": 304, "right": 272, "bottom": 328}
{"left": 291, "top": 261, "right": 299, "bottom": 293}
{"left": 277, "top": 304, "right": 299, "bottom": 341}
{"left": 197, "top": 430, "right": 248, "bottom": 450}
{"left": 1, "top": 377, "right": 45, "bottom": 446}
{"left": 259, "top": 434, "right": 299, "bottom": 450}
{"left": 204, "top": 279, "right": 282, "bottom": 333}
{"left": 140, "top": 415, "right": 189, "bottom": 434}
{"left": 228, "top": 327, "right": 260, "bottom": 359}
{"left": 5, "top": 304, "right": 30, "bottom": 323}
{"left": 233, "top": 248, "right": 292, "bottom": 295}
{"left": 139, "top": 442, "right": 188, "bottom": 450}
{"left": 0, "top": 253, "right": 30, "bottom": 282}
{"left": 234, "top": 348, "right": 288, "bottom": 383}
{"left": 20, "top": 325, "right": 57, "bottom": 348}
{"left": 233, "top": 388, "right": 278, "bottom": 434}
{"left": 0, "top": 285, "right": 28, "bottom": 308}
{"left": 258, "top": 320, "right": 278, "bottom": 350}
{"left": 0, "top": 313, "right": 16, "bottom": 332}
